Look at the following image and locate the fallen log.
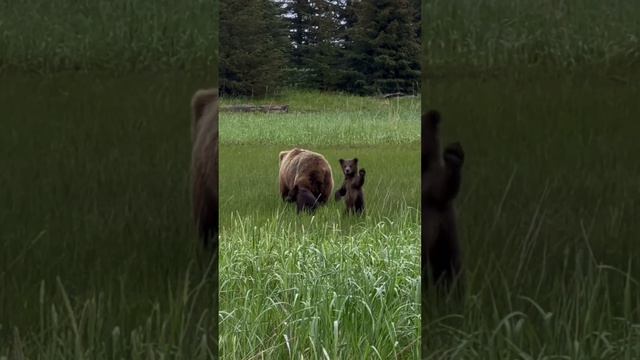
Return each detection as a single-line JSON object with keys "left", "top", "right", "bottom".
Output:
{"left": 221, "top": 104, "right": 289, "bottom": 113}
{"left": 378, "top": 92, "right": 418, "bottom": 99}
{"left": 378, "top": 92, "right": 405, "bottom": 99}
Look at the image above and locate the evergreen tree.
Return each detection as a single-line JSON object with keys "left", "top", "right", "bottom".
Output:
{"left": 308, "top": 1, "right": 346, "bottom": 89}
{"left": 282, "top": 0, "right": 314, "bottom": 68}
{"left": 331, "top": 0, "right": 363, "bottom": 93}
{"left": 219, "top": 0, "right": 289, "bottom": 97}
{"left": 342, "top": 0, "right": 420, "bottom": 95}
{"left": 279, "top": 0, "right": 318, "bottom": 87}
{"left": 280, "top": 0, "right": 344, "bottom": 89}
{"left": 411, "top": 0, "right": 421, "bottom": 38}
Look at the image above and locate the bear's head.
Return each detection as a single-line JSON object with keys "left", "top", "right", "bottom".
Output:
{"left": 339, "top": 158, "right": 358, "bottom": 177}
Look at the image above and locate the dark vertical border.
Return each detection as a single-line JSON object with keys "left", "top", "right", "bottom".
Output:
{"left": 212, "top": 0, "right": 220, "bottom": 357}
{"left": 420, "top": 0, "right": 428, "bottom": 357}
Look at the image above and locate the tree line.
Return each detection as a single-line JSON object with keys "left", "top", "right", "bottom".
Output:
{"left": 220, "top": 0, "right": 420, "bottom": 97}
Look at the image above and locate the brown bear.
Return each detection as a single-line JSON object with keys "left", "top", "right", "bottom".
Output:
{"left": 422, "top": 110, "right": 464, "bottom": 295}
{"left": 191, "top": 88, "right": 219, "bottom": 250}
{"left": 335, "top": 158, "right": 366, "bottom": 214}
{"left": 279, "top": 148, "right": 334, "bottom": 213}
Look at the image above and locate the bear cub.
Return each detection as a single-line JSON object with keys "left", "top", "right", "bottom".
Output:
{"left": 422, "top": 109, "right": 464, "bottom": 295}
{"left": 335, "top": 158, "right": 366, "bottom": 214}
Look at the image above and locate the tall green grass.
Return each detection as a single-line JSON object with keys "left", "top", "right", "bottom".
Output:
{"left": 0, "top": 74, "right": 217, "bottom": 358}
{"left": 218, "top": 93, "right": 421, "bottom": 358}
{"left": 423, "top": 72, "right": 640, "bottom": 358}
{"left": 423, "top": 0, "right": 640, "bottom": 74}
{"left": 0, "top": 0, "right": 217, "bottom": 74}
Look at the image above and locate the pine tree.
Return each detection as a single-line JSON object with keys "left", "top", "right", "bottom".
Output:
{"left": 280, "top": 0, "right": 345, "bottom": 89}
{"left": 283, "top": 0, "right": 314, "bottom": 68}
{"left": 342, "top": 0, "right": 420, "bottom": 95}
{"left": 219, "top": 0, "right": 289, "bottom": 97}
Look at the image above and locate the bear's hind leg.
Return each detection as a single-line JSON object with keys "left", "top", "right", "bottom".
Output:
{"left": 354, "top": 195, "right": 365, "bottom": 215}
{"left": 296, "top": 187, "right": 319, "bottom": 213}
{"left": 285, "top": 185, "right": 298, "bottom": 203}
{"left": 428, "top": 241, "right": 459, "bottom": 294}
{"left": 197, "top": 198, "right": 218, "bottom": 252}
{"left": 428, "top": 217, "right": 463, "bottom": 296}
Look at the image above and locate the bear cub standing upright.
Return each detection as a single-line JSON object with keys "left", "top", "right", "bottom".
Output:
{"left": 422, "top": 110, "right": 464, "bottom": 295}
{"left": 335, "top": 158, "right": 366, "bottom": 214}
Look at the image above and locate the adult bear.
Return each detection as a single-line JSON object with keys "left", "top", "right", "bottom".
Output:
{"left": 191, "top": 88, "right": 219, "bottom": 250}
{"left": 190, "top": 88, "right": 219, "bottom": 359}
{"left": 279, "top": 148, "right": 334, "bottom": 213}
{"left": 422, "top": 110, "right": 464, "bottom": 295}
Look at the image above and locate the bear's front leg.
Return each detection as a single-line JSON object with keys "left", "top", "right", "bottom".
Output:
{"left": 443, "top": 142, "right": 464, "bottom": 168}
{"left": 357, "top": 169, "right": 366, "bottom": 188}
{"left": 442, "top": 141, "right": 464, "bottom": 201}
{"left": 280, "top": 181, "right": 291, "bottom": 202}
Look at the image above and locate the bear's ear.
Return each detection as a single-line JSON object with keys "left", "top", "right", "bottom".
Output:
{"left": 191, "top": 89, "right": 218, "bottom": 125}
{"left": 339, "top": 158, "right": 344, "bottom": 165}
{"left": 279, "top": 151, "right": 288, "bottom": 162}
{"left": 353, "top": 158, "right": 358, "bottom": 163}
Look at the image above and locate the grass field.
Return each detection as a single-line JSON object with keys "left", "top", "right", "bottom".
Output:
{"left": 423, "top": 0, "right": 640, "bottom": 74}
{"left": 422, "top": 4, "right": 640, "bottom": 356}
{"left": 0, "top": 0, "right": 217, "bottom": 74}
{"left": 218, "top": 91, "right": 421, "bottom": 358}
{"left": 423, "top": 72, "right": 640, "bottom": 358}
{"left": 3, "top": 0, "right": 640, "bottom": 358}
{"left": 0, "top": 73, "right": 218, "bottom": 358}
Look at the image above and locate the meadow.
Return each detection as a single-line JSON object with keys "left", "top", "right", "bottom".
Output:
{"left": 422, "top": 2, "right": 640, "bottom": 357}
{"left": 3, "top": 0, "right": 640, "bottom": 358}
{"left": 0, "top": 73, "right": 219, "bottom": 358}
{"left": 423, "top": 71, "right": 640, "bottom": 358}
{"left": 218, "top": 91, "right": 421, "bottom": 358}
{"left": 1, "top": 1, "right": 216, "bottom": 357}
{"left": 0, "top": 0, "right": 217, "bottom": 74}
{"left": 423, "top": 0, "right": 640, "bottom": 74}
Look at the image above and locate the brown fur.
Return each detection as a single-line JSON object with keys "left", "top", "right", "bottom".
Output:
{"left": 422, "top": 110, "right": 464, "bottom": 295}
{"left": 279, "top": 148, "right": 334, "bottom": 213}
{"left": 335, "top": 158, "right": 366, "bottom": 214}
{"left": 191, "top": 88, "right": 219, "bottom": 250}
